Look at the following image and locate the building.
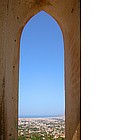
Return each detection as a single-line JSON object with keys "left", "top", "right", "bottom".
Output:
{"left": 0, "top": 0, "right": 80, "bottom": 139}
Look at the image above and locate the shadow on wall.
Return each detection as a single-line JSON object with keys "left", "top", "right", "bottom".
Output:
{"left": 72, "top": 122, "right": 80, "bottom": 140}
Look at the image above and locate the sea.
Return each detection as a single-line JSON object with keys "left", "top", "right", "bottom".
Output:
{"left": 18, "top": 115, "right": 65, "bottom": 119}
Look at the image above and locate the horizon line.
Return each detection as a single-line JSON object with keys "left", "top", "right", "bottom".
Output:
{"left": 18, "top": 115, "right": 65, "bottom": 118}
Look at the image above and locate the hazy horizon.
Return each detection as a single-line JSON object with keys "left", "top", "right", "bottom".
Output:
{"left": 18, "top": 114, "right": 65, "bottom": 118}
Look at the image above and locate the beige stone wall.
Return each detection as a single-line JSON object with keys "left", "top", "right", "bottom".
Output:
{"left": 0, "top": 0, "right": 80, "bottom": 139}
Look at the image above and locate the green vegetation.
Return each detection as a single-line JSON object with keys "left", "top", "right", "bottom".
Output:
{"left": 18, "top": 135, "right": 65, "bottom": 140}
{"left": 18, "top": 136, "right": 26, "bottom": 140}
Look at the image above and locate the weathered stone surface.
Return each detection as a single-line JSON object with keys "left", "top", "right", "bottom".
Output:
{"left": 0, "top": 0, "right": 80, "bottom": 139}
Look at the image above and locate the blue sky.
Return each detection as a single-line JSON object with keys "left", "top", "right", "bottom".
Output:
{"left": 18, "top": 11, "right": 65, "bottom": 117}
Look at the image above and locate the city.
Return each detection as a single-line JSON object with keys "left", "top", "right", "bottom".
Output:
{"left": 18, "top": 117, "right": 65, "bottom": 140}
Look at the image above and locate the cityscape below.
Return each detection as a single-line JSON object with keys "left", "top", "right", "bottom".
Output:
{"left": 18, "top": 116, "right": 65, "bottom": 140}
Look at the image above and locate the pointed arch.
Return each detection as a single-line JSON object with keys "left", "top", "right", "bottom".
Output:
{"left": 0, "top": 1, "right": 80, "bottom": 140}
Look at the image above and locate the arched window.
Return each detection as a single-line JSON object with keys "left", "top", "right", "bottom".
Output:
{"left": 18, "top": 11, "right": 65, "bottom": 139}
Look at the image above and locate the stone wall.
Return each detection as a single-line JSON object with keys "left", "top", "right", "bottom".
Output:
{"left": 0, "top": 0, "right": 80, "bottom": 139}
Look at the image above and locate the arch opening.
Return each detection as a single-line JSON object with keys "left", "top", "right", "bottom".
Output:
{"left": 18, "top": 11, "right": 65, "bottom": 140}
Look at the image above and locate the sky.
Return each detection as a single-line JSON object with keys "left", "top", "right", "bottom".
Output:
{"left": 18, "top": 11, "right": 64, "bottom": 118}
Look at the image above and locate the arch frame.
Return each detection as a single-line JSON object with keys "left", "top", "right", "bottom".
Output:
{"left": 0, "top": 0, "right": 80, "bottom": 140}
